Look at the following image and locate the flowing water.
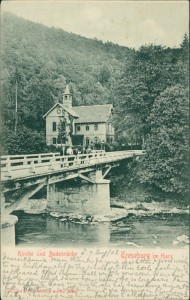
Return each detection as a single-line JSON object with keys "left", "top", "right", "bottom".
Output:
{"left": 12, "top": 198, "right": 189, "bottom": 248}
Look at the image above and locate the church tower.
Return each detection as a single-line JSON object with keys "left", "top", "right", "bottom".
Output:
{"left": 63, "top": 84, "right": 72, "bottom": 108}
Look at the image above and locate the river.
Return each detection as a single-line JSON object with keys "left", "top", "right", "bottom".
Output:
{"left": 12, "top": 198, "right": 189, "bottom": 248}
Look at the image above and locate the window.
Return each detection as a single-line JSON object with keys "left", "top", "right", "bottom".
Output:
{"left": 76, "top": 125, "right": 81, "bottom": 131}
{"left": 52, "top": 122, "right": 56, "bottom": 131}
{"left": 65, "top": 95, "right": 68, "bottom": 100}
{"left": 86, "top": 125, "right": 89, "bottom": 131}
{"left": 86, "top": 137, "right": 90, "bottom": 146}
{"left": 52, "top": 137, "right": 57, "bottom": 144}
{"left": 94, "top": 124, "right": 98, "bottom": 131}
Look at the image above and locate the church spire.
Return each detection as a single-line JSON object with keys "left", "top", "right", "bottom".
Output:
{"left": 63, "top": 84, "right": 72, "bottom": 108}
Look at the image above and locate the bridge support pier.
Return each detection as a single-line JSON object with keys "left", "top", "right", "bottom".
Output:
{"left": 1, "top": 195, "right": 18, "bottom": 246}
{"left": 1, "top": 214, "right": 18, "bottom": 247}
{"left": 46, "top": 170, "right": 110, "bottom": 215}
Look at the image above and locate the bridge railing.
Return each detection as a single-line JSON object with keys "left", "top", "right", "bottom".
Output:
{"left": 1, "top": 150, "right": 105, "bottom": 166}
{"left": 1, "top": 150, "right": 144, "bottom": 180}
{"left": 1, "top": 150, "right": 105, "bottom": 176}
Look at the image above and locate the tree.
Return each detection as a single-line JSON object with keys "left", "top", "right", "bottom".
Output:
{"left": 98, "top": 63, "right": 112, "bottom": 86}
{"left": 1, "top": 126, "right": 48, "bottom": 155}
{"left": 57, "top": 117, "right": 67, "bottom": 145}
{"left": 113, "top": 44, "right": 185, "bottom": 146}
{"left": 138, "top": 85, "right": 189, "bottom": 197}
{"left": 180, "top": 33, "right": 189, "bottom": 63}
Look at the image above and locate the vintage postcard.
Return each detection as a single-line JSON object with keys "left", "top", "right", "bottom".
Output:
{"left": 1, "top": 1, "right": 189, "bottom": 299}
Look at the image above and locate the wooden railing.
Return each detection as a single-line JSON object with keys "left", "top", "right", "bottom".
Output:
{"left": 1, "top": 150, "right": 144, "bottom": 181}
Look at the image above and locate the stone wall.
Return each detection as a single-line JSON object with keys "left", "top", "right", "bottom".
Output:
{"left": 47, "top": 178, "right": 110, "bottom": 215}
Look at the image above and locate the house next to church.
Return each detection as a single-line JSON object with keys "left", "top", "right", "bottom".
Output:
{"left": 43, "top": 85, "right": 114, "bottom": 149}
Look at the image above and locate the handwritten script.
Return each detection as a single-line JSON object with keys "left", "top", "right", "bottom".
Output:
{"left": 1, "top": 248, "right": 189, "bottom": 300}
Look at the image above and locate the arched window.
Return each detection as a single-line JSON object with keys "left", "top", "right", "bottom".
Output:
{"left": 52, "top": 137, "right": 57, "bottom": 145}
{"left": 52, "top": 122, "right": 56, "bottom": 131}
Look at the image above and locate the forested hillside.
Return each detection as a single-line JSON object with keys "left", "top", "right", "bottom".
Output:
{"left": 1, "top": 13, "right": 132, "bottom": 127}
{"left": 1, "top": 13, "right": 189, "bottom": 201}
{"left": 1, "top": 13, "right": 134, "bottom": 153}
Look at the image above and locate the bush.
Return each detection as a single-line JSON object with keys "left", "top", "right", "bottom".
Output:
{"left": 1, "top": 126, "right": 48, "bottom": 155}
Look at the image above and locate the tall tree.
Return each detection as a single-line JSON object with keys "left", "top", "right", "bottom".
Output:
{"left": 138, "top": 85, "right": 189, "bottom": 197}
{"left": 113, "top": 44, "right": 184, "bottom": 146}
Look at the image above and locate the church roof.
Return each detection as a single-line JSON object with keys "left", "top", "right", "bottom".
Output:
{"left": 62, "top": 104, "right": 79, "bottom": 118}
{"left": 73, "top": 104, "right": 113, "bottom": 123}
{"left": 43, "top": 102, "right": 79, "bottom": 118}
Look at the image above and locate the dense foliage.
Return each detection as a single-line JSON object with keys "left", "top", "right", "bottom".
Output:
{"left": 113, "top": 44, "right": 187, "bottom": 144}
{"left": 1, "top": 126, "right": 48, "bottom": 155}
{"left": 139, "top": 85, "right": 189, "bottom": 196}
{"left": 113, "top": 35, "right": 189, "bottom": 199}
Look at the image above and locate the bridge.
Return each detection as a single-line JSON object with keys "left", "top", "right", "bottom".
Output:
{"left": 1, "top": 150, "right": 144, "bottom": 245}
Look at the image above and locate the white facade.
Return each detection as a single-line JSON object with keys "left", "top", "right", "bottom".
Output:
{"left": 44, "top": 104, "right": 77, "bottom": 146}
{"left": 43, "top": 85, "right": 115, "bottom": 148}
{"left": 74, "top": 122, "right": 106, "bottom": 146}
{"left": 74, "top": 122, "right": 114, "bottom": 147}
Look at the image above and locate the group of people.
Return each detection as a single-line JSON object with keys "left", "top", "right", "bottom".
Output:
{"left": 60, "top": 145, "right": 92, "bottom": 156}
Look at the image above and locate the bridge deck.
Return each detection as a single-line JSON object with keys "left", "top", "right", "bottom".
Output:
{"left": 1, "top": 150, "right": 144, "bottom": 182}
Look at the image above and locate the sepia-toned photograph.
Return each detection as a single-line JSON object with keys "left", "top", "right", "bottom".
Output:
{"left": 1, "top": 1, "right": 189, "bottom": 299}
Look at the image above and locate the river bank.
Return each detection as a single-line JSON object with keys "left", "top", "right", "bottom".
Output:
{"left": 108, "top": 160, "right": 189, "bottom": 206}
{"left": 12, "top": 198, "right": 189, "bottom": 248}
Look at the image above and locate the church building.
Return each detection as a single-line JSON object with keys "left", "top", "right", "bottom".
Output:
{"left": 43, "top": 85, "right": 114, "bottom": 149}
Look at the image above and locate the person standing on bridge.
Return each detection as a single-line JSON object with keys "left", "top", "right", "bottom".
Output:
{"left": 73, "top": 148, "right": 79, "bottom": 156}
{"left": 86, "top": 146, "right": 92, "bottom": 154}
{"left": 66, "top": 146, "right": 73, "bottom": 155}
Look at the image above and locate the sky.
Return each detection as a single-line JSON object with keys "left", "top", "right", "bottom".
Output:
{"left": 1, "top": 0, "right": 189, "bottom": 49}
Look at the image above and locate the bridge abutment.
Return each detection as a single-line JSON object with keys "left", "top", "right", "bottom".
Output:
{"left": 1, "top": 214, "right": 18, "bottom": 246}
{"left": 46, "top": 170, "right": 111, "bottom": 215}
{"left": 1, "top": 194, "right": 18, "bottom": 246}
